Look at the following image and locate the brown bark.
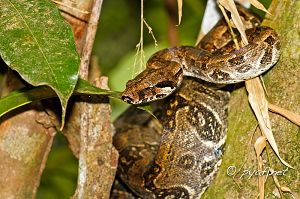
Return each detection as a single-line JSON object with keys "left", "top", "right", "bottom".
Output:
{"left": 72, "top": 76, "right": 118, "bottom": 199}
{"left": 0, "top": 104, "right": 56, "bottom": 198}
{"left": 0, "top": 71, "right": 58, "bottom": 198}
{"left": 56, "top": 0, "right": 118, "bottom": 198}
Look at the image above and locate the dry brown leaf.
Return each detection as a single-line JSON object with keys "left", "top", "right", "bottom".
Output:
{"left": 280, "top": 187, "right": 300, "bottom": 199}
{"left": 257, "top": 159, "right": 265, "bottom": 199}
{"left": 268, "top": 103, "right": 300, "bottom": 126}
{"left": 245, "top": 79, "right": 293, "bottom": 168}
{"left": 177, "top": 0, "right": 183, "bottom": 25}
{"left": 254, "top": 136, "right": 267, "bottom": 156}
{"left": 271, "top": 169, "right": 285, "bottom": 198}
{"left": 280, "top": 186, "right": 300, "bottom": 199}
{"left": 218, "top": 0, "right": 248, "bottom": 44}
{"left": 218, "top": 5, "right": 240, "bottom": 49}
{"left": 249, "top": 0, "right": 271, "bottom": 15}
{"left": 254, "top": 136, "right": 266, "bottom": 199}
{"left": 254, "top": 136, "right": 267, "bottom": 199}
{"left": 281, "top": 186, "right": 292, "bottom": 193}
{"left": 272, "top": 169, "right": 280, "bottom": 187}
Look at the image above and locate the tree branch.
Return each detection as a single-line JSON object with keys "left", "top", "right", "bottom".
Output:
{"left": 0, "top": 70, "right": 58, "bottom": 198}
{"left": 203, "top": 0, "right": 300, "bottom": 198}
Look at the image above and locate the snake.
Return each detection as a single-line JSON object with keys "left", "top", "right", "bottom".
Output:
{"left": 112, "top": 5, "right": 280, "bottom": 199}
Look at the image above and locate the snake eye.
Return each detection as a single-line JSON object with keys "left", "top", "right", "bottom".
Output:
{"left": 155, "top": 81, "right": 175, "bottom": 88}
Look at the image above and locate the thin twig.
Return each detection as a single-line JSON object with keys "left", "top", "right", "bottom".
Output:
{"left": 79, "top": 0, "right": 103, "bottom": 79}
{"left": 133, "top": 0, "right": 146, "bottom": 77}
{"left": 133, "top": 0, "right": 158, "bottom": 76}
{"left": 143, "top": 18, "right": 158, "bottom": 47}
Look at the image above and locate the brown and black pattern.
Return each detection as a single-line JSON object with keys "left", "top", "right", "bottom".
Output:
{"left": 114, "top": 79, "right": 229, "bottom": 199}
{"left": 113, "top": 4, "right": 280, "bottom": 199}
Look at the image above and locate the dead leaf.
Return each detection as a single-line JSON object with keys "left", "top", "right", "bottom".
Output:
{"left": 246, "top": 78, "right": 293, "bottom": 169}
{"left": 271, "top": 169, "right": 285, "bottom": 198}
{"left": 268, "top": 103, "right": 300, "bottom": 126}
{"left": 254, "top": 136, "right": 267, "bottom": 156}
{"left": 254, "top": 136, "right": 266, "bottom": 199}
{"left": 218, "top": 0, "right": 248, "bottom": 44}
{"left": 272, "top": 170, "right": 280, "bottom": 187}
{"left": 249, "top": 0, "right": 271, "bottom": 15}
{"left": 280, "top": 186, "right": 299, "bottom": 199}
{"left": 281, "top": 186, "right": 292, "bottom": 193}
{"left": 177, "top": 0, "right": 183, "bottom": 25}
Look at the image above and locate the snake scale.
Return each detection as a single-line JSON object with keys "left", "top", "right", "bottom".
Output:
{"left": 112, "top": 5, "right": 280, "bottom": 199}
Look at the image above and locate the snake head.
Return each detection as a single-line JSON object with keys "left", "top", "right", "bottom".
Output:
{"left": 122, "top": 61, "right": 183, "bottom": 104}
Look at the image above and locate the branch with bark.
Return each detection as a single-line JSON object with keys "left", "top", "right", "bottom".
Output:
{"left": 203, "top": 1, "right": 300, "bottom": 198}
{"left": 0, "top": 0, "right": 118, "bottom": 198}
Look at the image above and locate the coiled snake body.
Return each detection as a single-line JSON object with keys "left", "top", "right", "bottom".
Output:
{"left": 113, "top": 5, "right": 280, "bottom": 199}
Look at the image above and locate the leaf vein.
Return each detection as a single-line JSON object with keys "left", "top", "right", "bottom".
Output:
{"left": 7, "top": 0, "right": 59, "bottom": 88}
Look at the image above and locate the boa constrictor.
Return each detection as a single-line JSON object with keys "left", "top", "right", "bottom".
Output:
{"left": 112, "top": 5, "right": 280, "bottom": 199}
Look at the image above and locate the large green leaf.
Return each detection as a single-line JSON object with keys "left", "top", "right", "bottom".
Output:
{"left": 0, "top": 79, "right": 121, "bottom": 119}
{"left": 0, "top": 0, "right": 80, "bottom": 126}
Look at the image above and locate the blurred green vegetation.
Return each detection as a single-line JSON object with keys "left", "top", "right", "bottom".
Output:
{"left": 37, "top": 133, "right": 78, "bottom": 199}
{"left": 94, "top": 0, "right": 207, "bottom": 120}
{"left": 38, "top": 0, "right": 272, "bottom": 198}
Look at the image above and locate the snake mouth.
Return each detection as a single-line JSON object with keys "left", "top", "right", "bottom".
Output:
{"left": 122, "top": 96, "right": 135, "bottom": 104}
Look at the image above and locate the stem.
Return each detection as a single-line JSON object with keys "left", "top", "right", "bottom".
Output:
{"left": 140, "top": 0, "right": 144, "bottom": 54}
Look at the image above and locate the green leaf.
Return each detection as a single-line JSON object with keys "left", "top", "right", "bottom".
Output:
{"left": 0, "top": 78, "right": 121, "bottom": 119}
{"left": 75, "top": 79, "right": 121, "bottom": 99}
{"left": 0, "top": 86, "right": 56, "bottom": 118}
{"left": 0, "top": 0, "right": 80, "bottom": 127}
{"left": 137, "top": 105, "right": 157, "bottom": 119}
